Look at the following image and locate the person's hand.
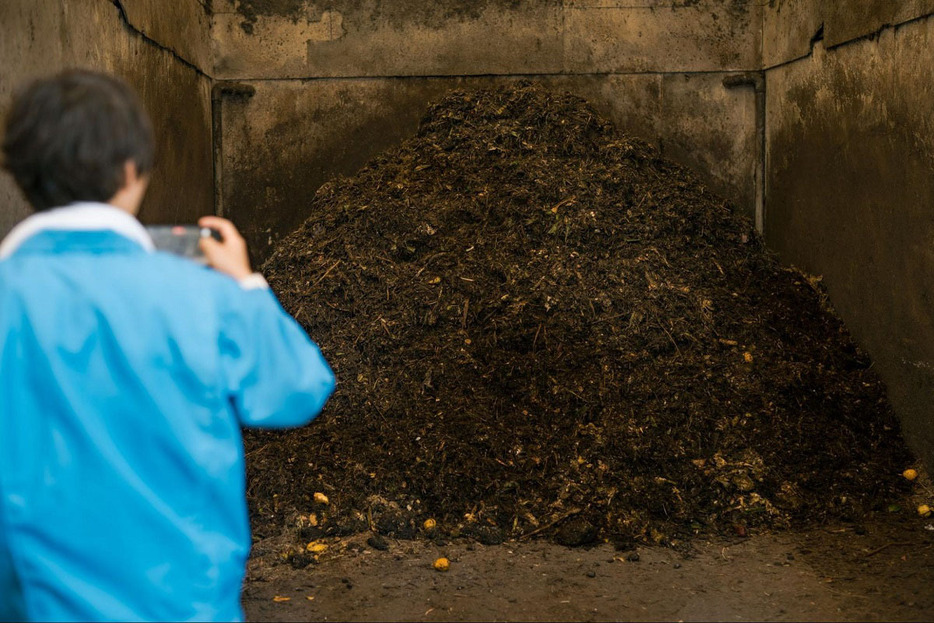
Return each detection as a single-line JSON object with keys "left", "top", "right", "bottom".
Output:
{"left": 198, "top": 216, "right": 253, "bottom": 281}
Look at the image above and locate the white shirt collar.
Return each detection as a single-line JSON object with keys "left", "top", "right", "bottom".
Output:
{"left": 0, "top": 202, "right": 155, "bottom": 259}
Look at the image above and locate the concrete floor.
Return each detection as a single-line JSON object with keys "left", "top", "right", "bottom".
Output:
{"left": 243, "top": 513, "right": 934, "bottom": 622}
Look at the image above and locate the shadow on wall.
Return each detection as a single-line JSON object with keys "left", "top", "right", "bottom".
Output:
{"left": 765, "top": 23, "right": 934, "bottom": 468}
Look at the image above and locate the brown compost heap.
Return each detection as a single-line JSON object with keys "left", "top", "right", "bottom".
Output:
{"left": 249, "top": 83, "right": 912, "bottom": 549}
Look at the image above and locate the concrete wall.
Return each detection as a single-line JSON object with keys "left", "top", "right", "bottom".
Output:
{"left": 0, "top": 0, "right": 214, "bottom": 236}
{"left": 764, "top": 3, "right": 934, "bottom": 466}
{"left": 212, "top": 0, "right": 761, "bottom": 78}
{"left": 212, "top": 0, "right": 763, "bottom": 261}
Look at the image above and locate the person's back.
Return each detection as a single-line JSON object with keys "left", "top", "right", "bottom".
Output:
{"left": 0, "top": 71, "right": 335, "bottom": 621}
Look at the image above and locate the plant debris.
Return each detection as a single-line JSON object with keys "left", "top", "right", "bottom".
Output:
{"left": 250, "top": 82, "right": 912, "bottom": 547}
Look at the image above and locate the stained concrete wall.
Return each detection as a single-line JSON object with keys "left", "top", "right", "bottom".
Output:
{"left": 764, "top": 5, "right": 934, "bottom": 467}
{"left": 212, "top": 0, "right": 761, "bottom": 78}
{"left": 0, "top": 0, "right": 214, "bottom": 237}
{"left": 213, "top": 0, "right": 763, "bottom": 261}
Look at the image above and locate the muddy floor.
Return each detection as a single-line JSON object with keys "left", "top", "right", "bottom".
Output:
{"left": 244, "top": 512, "right": 934, "bottom": 622}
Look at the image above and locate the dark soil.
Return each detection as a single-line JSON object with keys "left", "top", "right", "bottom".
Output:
{"left": 249, "top": 82, "right": 913, "bottom": 553}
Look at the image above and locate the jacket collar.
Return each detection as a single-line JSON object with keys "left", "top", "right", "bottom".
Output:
{"left": 0, "top": 202, "right": 154, "bottom": 259}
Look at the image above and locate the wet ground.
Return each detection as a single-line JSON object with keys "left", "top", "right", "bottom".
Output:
{"left": 244, "top": 512, "right": 934, "bottom": 622}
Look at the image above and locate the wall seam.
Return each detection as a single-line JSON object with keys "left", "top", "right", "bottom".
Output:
{"left": 762, "top": 10, "right": 934, "bottom": 73}
{"left": 824, "top": 10, "right": 934, "bottom": 52}
{"left": 222, "top": 69, "right": 766, "bottom": 84}
{"left": 110, "top": 0, "right": 215, "bottom": 80}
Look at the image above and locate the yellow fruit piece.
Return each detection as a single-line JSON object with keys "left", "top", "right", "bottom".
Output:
{"left": 273, "top": 596, "right": 291, "bottom": 603}
{"left": 918, "top": 504, "right": 931, "bottom": 517}
{"left": 314, "top": 492, "right": 330, "bottom": 505}
{"left": 306, "top": 542, "right": 329, "bottom": 553}
{"left": 433, "top": 557, "right": 450, "bottom": 572}
{"left": 743, "top": 352, "right": 754, "bottom": 363}
{"left": 903, "top": 469, "right": 919, "bottom": 481}
{"left": 424, "top": 518, "right": 437, "bottom": 530}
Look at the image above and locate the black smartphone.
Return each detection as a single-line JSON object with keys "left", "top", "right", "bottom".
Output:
{"left": 146, "top": 225, "right": 222, "bottom": 264}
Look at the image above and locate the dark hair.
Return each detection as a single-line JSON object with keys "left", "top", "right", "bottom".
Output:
{"left": 1, "top": 70, "right": 155, "bottom": 211}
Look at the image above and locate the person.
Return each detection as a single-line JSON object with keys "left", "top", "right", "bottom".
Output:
{"left": 0, "top": 70, "right": 335, "bottom": 621}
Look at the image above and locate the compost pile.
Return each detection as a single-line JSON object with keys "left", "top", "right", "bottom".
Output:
{"left": 250, "top": 83, "right": 911, "bottom": 548}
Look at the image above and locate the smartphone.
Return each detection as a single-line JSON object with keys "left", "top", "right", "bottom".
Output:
{"left": 146, "top": 225, "right": 222, "bottom": 264}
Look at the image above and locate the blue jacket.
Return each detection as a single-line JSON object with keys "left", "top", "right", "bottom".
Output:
{"left": 0, "top": 205, "right": 335, "bottom": 621}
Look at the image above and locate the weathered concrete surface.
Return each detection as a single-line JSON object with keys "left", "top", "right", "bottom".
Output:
{"left": 765, "top": 19, "right": 934, "bottom": 467}
{"left": 119, "top": 0, "right": 214, "bottom": 73}
{"left": 220, "top": 75, "right": 755, "bottom": 262}
{"left": 244, "top": 519, "right": 934, "bottom": 623}
{"left": 0, "top": 0, "right": 213, "bottom": 237}
{"left": 823, "top": 0, "right": 934, "bottom": 48}
{"left": 212, "top": 0, "right": 565, "bottom": 78}
{"left": 564, "top": 0, "right": 761, "bottom": 74}
{"left": 212, "top": 0, "right": 761, "bottom": 79}
{"left": 762, "top": 0, "right": 824, "bottom": 68}
{"left": 763, "top": 0, "right": 934, "bottom": 69}
{"left": 657, "top": 72, "right": 756, "bottom": 213}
